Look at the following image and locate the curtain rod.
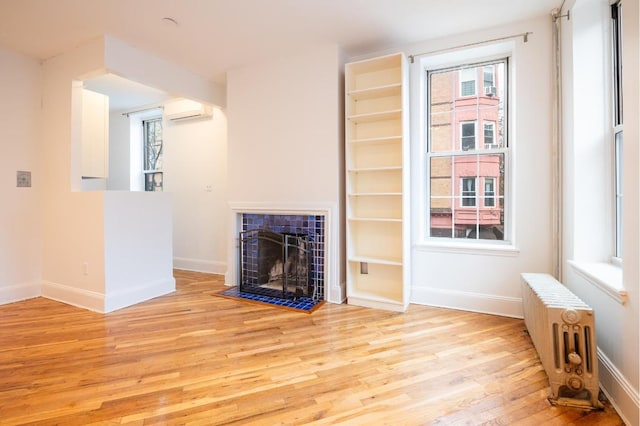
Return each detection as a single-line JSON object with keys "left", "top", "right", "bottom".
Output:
{"left": 122, "top": 105, "right": 164, "bottom": 117}
{"left": 408, "top": 31, "right": 532, "bottom": 63}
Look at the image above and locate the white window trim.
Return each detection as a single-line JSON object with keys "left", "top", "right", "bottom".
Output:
{"left": 412, "top": 41, "right": 515, "bottom": 250}
{"left": 568, "top": 260, "right": 627, "bottom": 304}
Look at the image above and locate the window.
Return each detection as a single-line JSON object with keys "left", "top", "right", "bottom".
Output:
{"left": 483, "top": 65, "right": 495, "bottom": 93}
{"left": 612, "top": 1, "right": 623, "bottom": 258}
{"left": 461, "top": 121, "right": 476, "bottom": 150}
{"left": 428, "top": 58, "right": 508, "bottom": 241}
{"left": 484, "top": 177, "right": 496, "bottom": 207}
{"left": 460, "top": 68, "right": 476, "bottom": 96}
{"left": 484, "top": 121, "right": 495, "bottom": 148}
{"left": 143, "top": 117, "right": 163, "bottom": 191}
{"left": 461, "top": 177, "right": 476, "bottom": 207}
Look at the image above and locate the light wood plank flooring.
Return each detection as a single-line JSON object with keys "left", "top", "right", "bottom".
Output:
{"left": 0, "top": 270, "right": 624, "bottom": 425}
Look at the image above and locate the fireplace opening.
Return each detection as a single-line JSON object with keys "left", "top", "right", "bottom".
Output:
{"left": 239, "top": 229, "right": 314, "bottom": 300}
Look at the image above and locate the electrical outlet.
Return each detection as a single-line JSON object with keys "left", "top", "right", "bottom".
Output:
{"left": 360, "top": 262, "right": 368, "bottom": 274}
{"left": 83, "top": 262, "right": 89, "bottom": 276}
{"left": 17, "top": 171, "right": 31, "bottom": 187}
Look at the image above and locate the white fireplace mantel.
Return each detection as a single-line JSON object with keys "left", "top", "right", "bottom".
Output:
{"left": 226, "top": 202, "right": 344, "bottom": 304}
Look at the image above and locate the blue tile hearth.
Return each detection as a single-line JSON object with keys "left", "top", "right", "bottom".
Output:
{"left": 217, "top": 287, "right": 324, "bottom": 313}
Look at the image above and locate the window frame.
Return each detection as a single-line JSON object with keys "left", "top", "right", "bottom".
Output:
{"left": 611, "top": 0, "right": 623, "bottom": 260}
{"left": 424, "top": 55, "right": 512, "bottom": 246}
{"left": 142, "top": 116, "right": 164, "bottom": 192}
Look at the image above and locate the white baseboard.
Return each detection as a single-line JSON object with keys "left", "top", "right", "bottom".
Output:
{"left": 42, "top": 280, "right": 105, "bottom": 313}
{"left": 598, "top": 348, "right": 639, "bottom": 426}
{"left": 173, "top": 257, "right": 226, "bottom": 275}
{"left": 410, "top": 286, "right": 524, "bottom": 318}
{"left": 42, "top": 277, "right": 176, "bottom": 313}
{"left": 104, "top": 277, "right": 175, "bottom": 313}
{"left": 0, "top": 281, "right": 41, "bottom": 305}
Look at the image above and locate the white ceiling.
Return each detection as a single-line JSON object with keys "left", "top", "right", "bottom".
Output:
{"left": 1, "top": 0, "right": 561, "bottom": 85}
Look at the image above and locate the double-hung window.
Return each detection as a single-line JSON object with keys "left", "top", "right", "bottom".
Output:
{"left": 611, "top": 0, "right": 623, "bottom": 259}
{"left": 427, "top": 58, "right": 508, "bottom": 241}
{"left": 143, "top": 117, "right": 164, "bottom": 191}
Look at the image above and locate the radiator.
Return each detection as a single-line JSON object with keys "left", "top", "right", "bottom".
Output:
{"left": 521, "top": 273, "right": 602, "bottom": 410}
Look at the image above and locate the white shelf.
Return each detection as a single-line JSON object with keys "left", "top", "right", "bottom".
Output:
{"left": 348, "top": 256, "right": 402, "bottom": 266}
{"left": 348, "top": 192, "right": 402, "bottom": 197}
{"left": 345, "top": 52, "right": 408, "bottom": 312}
{"left": 349, "top": 217, "right": 402, "bottom": 224}
{"left": 348, "top": 83, "right": 402, "bottom": 99}
{"left": 347, "top": 109, "right": 402, "bottom": 124}
{"left": 348, "top": 166, "right": 402, "bottom": 173}
{"left": 349, "top": 136, "right": 402, "bottom": 145}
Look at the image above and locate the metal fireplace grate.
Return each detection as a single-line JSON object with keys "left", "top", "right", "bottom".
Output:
{"left": 239, "top": 229, "right": 315, "bottom": 300}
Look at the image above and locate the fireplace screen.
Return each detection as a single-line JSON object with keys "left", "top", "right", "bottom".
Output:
{"left": 239, "top": 229, "right": 313, "bottom": 300}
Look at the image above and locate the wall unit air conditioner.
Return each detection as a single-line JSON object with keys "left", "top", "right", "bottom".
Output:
{"left": 164, "top": 99, "right": 213, "bottom": 121}
{"left": 484, "top": 86, "right": 497, "bottom": 96}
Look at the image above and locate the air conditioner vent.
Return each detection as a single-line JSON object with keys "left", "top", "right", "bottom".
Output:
{"left": 164, "top": 99, "right": 213, "bottom": 121}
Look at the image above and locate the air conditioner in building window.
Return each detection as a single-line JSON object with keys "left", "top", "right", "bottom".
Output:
{"left": 484, "top": 86, "right": 497, "bottom": 97}
{"left": 164, "top": 99, "right": 213, "bottom": 121}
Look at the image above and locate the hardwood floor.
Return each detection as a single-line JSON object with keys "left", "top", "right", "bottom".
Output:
{"left": 0, "top": 270, "right": 625, "bottom": 425}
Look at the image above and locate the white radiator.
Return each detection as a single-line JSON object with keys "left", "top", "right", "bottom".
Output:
{"left": 521, "top": 273, "right": 602, "bottom": 410}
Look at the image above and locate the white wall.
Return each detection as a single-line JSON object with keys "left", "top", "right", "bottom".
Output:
{"left": 38, "top": 36, "right": 225, "bottom": 312}
{"left": 226, "top": 43, "right": 345, "bottom": 301}
{"left": 104, "top": 191, "right": 174, "bottom": 312}
{"left": 406, "top": 16, "right": 554, "bottom": 318}
{"left": 165, "top": 108, "right": 228, "bottom": 274}
{"left": 561, "top": 0, "right": 640, "bottom": 424}
{"left": 107, "top": 110, "right": 131, "bottom": 191}
{"left": 0, "top": 47, "right": 42, "bottom": 304}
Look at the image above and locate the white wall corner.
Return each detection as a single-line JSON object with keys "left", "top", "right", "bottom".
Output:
{"left": 0, "top": 281, "right": 41, "bottom": 306}
{"left": 411, "top": 286, "right": 524, "bottom": 319}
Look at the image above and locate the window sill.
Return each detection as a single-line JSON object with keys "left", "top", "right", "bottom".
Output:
{"left": 416, "top": 240, "right": 520, "bottom": 257}
{"left": 568, "top": 260, "right": 627, "bottom": 305}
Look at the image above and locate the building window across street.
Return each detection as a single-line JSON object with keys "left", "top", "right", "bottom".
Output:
{"left": 427, "top": 58, "right": 508, "bottom": 241}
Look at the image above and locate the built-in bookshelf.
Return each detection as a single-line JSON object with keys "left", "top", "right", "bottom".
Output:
{"left": 345, "top": 53, "right": 409, "bottom": 312}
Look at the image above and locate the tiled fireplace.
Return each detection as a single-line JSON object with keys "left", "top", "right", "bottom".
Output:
{"left": 227, "top": 204, "right": 340, "bottom": 304}
{"left": 240, "top": 214, "right": 325, "bottom": 301}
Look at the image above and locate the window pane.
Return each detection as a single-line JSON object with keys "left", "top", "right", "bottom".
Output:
{"left": 430, "top": 62, "right": 506, "bottom": 153}
{"left": 428, "top": 59, "right": 507, "bottom": 242}
{"left": 615, "top": 131, "right": 623, "bottom": 257}
{"left": 429, "top": 153, "right": 505, "bottom": 241}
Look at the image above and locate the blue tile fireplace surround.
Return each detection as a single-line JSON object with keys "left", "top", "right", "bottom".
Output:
{"left": 240, "top": 214, "right": 325, "bottom": 302}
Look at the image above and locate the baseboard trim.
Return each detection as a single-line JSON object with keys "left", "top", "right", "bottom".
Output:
{"left": 598, "top": 348, "right": 639, "bottom": 426}
{"left": 410, "top": 286, "right": 523, "bottom": 318}
{"left": 42, "top": 277, "right": 176, "bottom": 314}
{"left": 104, "top": 277, "right": 175, "bottom": 313}
{"left": 0, "top": 281, "right": 41, "bottom": 305}
{"left": 173, "top": 257, "right": 226, "bottom": 275}
{"left": 41, "top": 280, "right": 105, "bottom": 313}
